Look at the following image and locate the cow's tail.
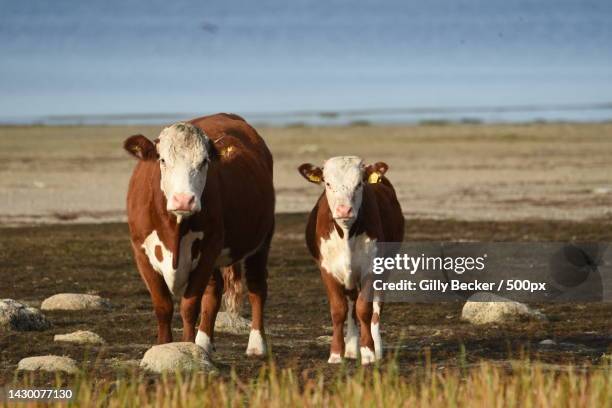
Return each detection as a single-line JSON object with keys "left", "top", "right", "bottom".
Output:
{"left": 222, "top": 263, "right": 243, "bottom": 316}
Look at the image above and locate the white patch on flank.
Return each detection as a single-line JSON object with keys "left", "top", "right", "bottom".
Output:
{"left": 195, "top": 329, "right": 213, "bottom": 354}
{"left": 320, "top": 230, "right": 377, "bottom": 289}
{"left": 328, "top": 353, "right": 342, "bottom": 364}
{"left": 360, "top": 347, "right": 376, "bottom": 365}
{"left": 344, "top": 298, "right": 359, "bottom": 359}
{"left": 141, "top": 229, "right": 203, "bottom": 297}
{"left": 372, "top": 301, "right": 382, "bottom": 360}
{"left": 246, "top": 329, "right": 266, "bottom": 356}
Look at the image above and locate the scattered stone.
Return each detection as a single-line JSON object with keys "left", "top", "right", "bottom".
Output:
{"left": 214, "top": 312, "right": 251, "bottom": 335}
{"left": 17, "top": 356, "right": 78, "bottom": 374}
{"left": 316, "top": 335, "right": 332, "bottom": 345}
{"left": 54, "top": 330, "right": 105, "bottom": 345}
{"left": 41, "top": 294, "right": 111, "bottom": 311}
{"left": 539, "top": 339, "right": 556, "bottom": 346}
{"left": 592, "top": 187, "right": 612, "bottom": 195}
{"left": 140, "top": 342, "right": 215, "bottom": 373}
{"left": 461, "top": 292, "right": 546, "bottom": 325}
{"left": 0, "top": 299, "right": 51, "bottom": 331}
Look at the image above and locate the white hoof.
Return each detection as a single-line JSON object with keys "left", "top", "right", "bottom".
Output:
{"left": 195, "top": 330, "right": 213, "bottom": 355}
{"left": 360, "top": 347, "right": 376, "bottom": 365}
{"left": 328, "top": 353, "right": 342, "bottom": 364}
{"left": 246, "top": 329, "right": 266, "bottom": 356}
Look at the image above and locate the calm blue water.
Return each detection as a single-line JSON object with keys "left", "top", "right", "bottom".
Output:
{"left": 1, "top": 0, "right": 612, "bottom": 124}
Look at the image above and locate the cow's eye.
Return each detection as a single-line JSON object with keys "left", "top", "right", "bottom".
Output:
{"left": 159, "top": 158, "right": 166, "bottom": 165}
{"left": 325, "top": 182, "right": 330, "bottom": 187}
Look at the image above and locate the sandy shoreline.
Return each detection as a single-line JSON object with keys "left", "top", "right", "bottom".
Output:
{"left": 1, "top": 122, "right": 611, "bottom": 226}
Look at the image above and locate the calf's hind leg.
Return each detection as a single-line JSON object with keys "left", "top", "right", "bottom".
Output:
{"left": 344, "top": 291, "right": 359, "bottom": 359}
{"left": 371, "top": 301, "right": 383, "bottom": 360}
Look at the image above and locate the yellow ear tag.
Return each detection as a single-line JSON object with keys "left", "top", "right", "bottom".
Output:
{"left": 308, "top": 174, "right": 322, "bottom": 183}
{"left": 221, "top": 145, "right": 234, "bottom": 158}
{"left": 368, "top": 171, "right": 382, "bottom": 184}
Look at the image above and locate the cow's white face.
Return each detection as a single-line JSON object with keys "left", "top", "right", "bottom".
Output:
{"left": 322, "top": 156, "right": 365, "bottom": 228}
{"left": 157, "top": 123, "right": 211, "bottom": 221}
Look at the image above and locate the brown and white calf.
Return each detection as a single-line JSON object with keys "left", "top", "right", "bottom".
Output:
{"left": 299, "top": 156, "right": 404, "bottom": 364}
{"left": 124, "top": 113, "right": 275, "bottom": 357}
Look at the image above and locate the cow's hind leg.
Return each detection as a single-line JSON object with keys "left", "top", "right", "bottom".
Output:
{"left": 133, "top": 247, "right": 173, "bottom": 344}
{"left": 244, "top": 238, "right": 271, "bottom": 356}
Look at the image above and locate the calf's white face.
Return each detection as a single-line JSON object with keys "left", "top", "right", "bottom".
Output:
{"left": 323, "top": 157, "right": 365, "bottom": 227}
{"left": 157, "top": 123, "right": 210, "bottom": 219}
{"left": 299, "top": 156, "right": 365, "bottom": 229}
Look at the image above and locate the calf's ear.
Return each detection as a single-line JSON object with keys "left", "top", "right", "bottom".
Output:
{"left": 124, "top": 135, "right": 158, "bottom": 160}
{"left": 365, "top": 162, "right": 389, "bottom": 183}
{"left": 298, "top": 163, "right": 324, "bottom": 184}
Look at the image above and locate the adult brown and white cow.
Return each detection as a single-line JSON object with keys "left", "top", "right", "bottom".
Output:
{"left": 124, "top": 113, "right": 275, "bottom": 358}
{"left": 299, "top": 156, "right": 404, "bottom": 364}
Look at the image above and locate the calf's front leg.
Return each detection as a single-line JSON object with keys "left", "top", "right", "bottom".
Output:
{"left": 356, "top": 294, "right": 376, "bottom": 365}
{"left": 321, "top": 269, "right": 348, "bottom": 364}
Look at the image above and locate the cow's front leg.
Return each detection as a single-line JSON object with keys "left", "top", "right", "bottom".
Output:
{"left": 180, "top": 257, "right": 216, "bottom": 353}
{"left": 180, "top": 286, "right": 203, "bottom": 342}
{"left": 195, "top": 267, "right": 223, "bottom": 354}
{"left": 356, "top": 294, "right": 376, "bottom": 365}
{"left": 134, "top": 247, "right": 173, "bottom": 344}
{"left": 322, "top": 270, "right": 348, "bottom": 364}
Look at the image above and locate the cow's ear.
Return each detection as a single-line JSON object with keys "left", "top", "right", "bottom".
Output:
{"left": 204, "top": 137, "right": 219, "bottom": 161}
{"left": 298, "top": 163, "right": 324, "bottom": 184}
{"left": 124, "top": 135, "right": 158, "bottom": 161}
{"left": 365, "top": 162, "right": 389, "bottom": 184}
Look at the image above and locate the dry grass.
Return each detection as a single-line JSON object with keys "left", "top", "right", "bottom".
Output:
{"left": 5, "top": 359, "right": 611, "bottom": 407}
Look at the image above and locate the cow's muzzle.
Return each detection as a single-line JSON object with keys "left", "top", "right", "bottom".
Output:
{"left": 168, "top": 193, "right": 198, "bottom": 217}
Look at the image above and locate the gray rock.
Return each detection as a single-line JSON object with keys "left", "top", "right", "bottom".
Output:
{"left": 214, "top": 312, "right": 251, "bottom": 335}
{"left": 539, "top": 339, "right": 556, "bottom": 346}
{"left": 17, "top": 356, "right": 78, "bottom": 374}
{"left": 140, "top": 342, "right": 215, "bottom": 373}
{"left": 461, "top": 292, "right": 546, "bottom": 325}
{"left": 54, "top": 330, "right": 105, "bottom": 345}
{"left": 41, "top": 293, "right": 111, "bottom": 311}
{"left": 0, "top": 299, "right": 51, "bottom": 331}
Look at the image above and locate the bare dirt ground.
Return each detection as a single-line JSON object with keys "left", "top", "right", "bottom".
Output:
{"left": 1, "top": 123, "right": 611, "bottom": 225}
{"left": 1, "top": 215, "right": 611, "bottom": 384}
{"left": 0, "top": 123, "right": 610, "bottom": 385}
